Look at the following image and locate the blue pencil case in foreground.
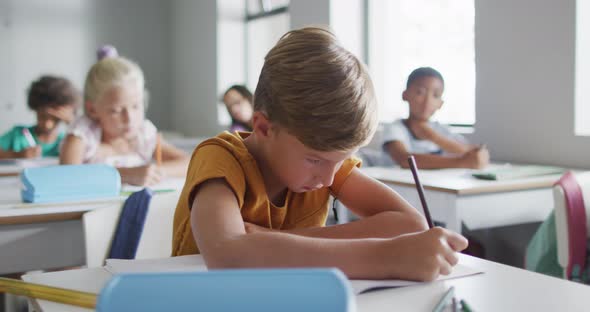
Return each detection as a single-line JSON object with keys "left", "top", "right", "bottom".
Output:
{"left": 21, "top": 164, "right": 121, "bottom": 203}
{"left": 97, "top": 269, "right": 355, "bottom": 312}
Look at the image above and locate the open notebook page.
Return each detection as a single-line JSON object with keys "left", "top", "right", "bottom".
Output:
{"left": 105, "top": 255, "right": 483, "bottom": 295}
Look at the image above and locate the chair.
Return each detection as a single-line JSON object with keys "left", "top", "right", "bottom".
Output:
{"left": 554, "top": 171, "right": 590, "bottom": 281}
{"left": 83, "top": 189, "right": 182, "bottom": 267}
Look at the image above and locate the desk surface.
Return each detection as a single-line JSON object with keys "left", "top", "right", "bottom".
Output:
{"left": 362, "top": 166, "right": 564, "bottom": 195}
{"left": 23, "top": 254, "right": 590, "bottom": 312}
{"left": 0, "top": 177, "right": 185, "bottom": 225}
{"left": 0, "top": 176, "right": 124, "bottom": 225}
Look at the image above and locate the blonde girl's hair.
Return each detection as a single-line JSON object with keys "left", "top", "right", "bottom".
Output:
{"left": 253, "top": 27, "right": 378, "bottom": 152}
{"left": 83, "top": 56, "right": 147, "bottom": 110}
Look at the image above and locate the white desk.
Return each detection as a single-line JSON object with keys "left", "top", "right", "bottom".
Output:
{"left": 346, "top": 167, "right": 565, "bottom": 232}
{"left": 0, "top": 176, "right": 183, "bottom": 275}
{"left": 22, "top": 254, "right": 590, "bottom": 312}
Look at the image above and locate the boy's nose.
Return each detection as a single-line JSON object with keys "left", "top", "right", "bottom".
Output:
{"left": 316, "top": 168, "right": 336, "bottom": 188}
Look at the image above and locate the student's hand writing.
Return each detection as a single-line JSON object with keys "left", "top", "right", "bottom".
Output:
{"left": 47, "top": 105, "right": 76, "bottom": 123}
{"left": 460, "top": 146, "right": 489, "bottom": 169}
{"left": 243, "top": 222, "right": 274, "bottom": 234}
{"left": 15, "top": 146, "right": 41, "bottom": 159}
{"left": 122, "top": 164, "right": 162, "bottom": 186}
{"left": 381, "top": 227, "right": 468, "bottom": 281}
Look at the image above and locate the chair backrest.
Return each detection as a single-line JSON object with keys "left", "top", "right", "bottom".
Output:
{"left": 554, "top": 171, "right": 590, "bottom": 280}
{"left": 108, "top": 188, "right": 153, "bottom": 259}
{"left": 83, "top": 189, "right": 182, "bottom": 267}
{"left": 96, "top": 269, "right": 355, "bottom": 312}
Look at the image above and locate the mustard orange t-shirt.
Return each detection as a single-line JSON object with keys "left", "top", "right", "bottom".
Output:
{"left": 172, "top": 131, "right": 361, "bottom": 256}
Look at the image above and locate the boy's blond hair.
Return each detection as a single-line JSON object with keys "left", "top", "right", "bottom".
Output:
{"left": 84, "top": 56, "right": 146, "bottom": 110}
{"left": 253, "top": 27, "right": 378, "bottom": 152}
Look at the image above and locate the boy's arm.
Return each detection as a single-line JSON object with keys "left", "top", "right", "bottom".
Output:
{"left": 408, "top": 122, "right": 471, "bottom": 154}
{"left": 264, "top": 168, "right": 427, "bottom": 239}
{"left": 385, "top": 141, "right": 488, "bottom": 169}
{"left": 426, "top": 129, "right": 472, "bottom": 154}
{"left": 192, "top": 178, "right": 468, "bottom": 281}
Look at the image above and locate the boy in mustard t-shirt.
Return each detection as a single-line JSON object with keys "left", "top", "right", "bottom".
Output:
{"left": 172, "top": 27, "right": 467, "bottom": 281}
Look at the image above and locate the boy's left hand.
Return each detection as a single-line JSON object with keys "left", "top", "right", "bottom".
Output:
{"left": 47, "top": 106, "right": 76, "bottom": 123}
{"left": 243, "top": 222, "right": 274, "bottom": 234}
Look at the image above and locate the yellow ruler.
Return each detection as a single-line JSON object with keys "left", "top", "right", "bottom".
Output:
{"left": 0, "top": 277, "right": 97, "bottom": 309}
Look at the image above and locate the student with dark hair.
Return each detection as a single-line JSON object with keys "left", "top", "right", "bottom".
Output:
{"left": 382, "top": 67, "right": 489, "bottom": 169}
{"left": 0, "top": 75, "right": 79, "bottom": 158}
{"left": 222, "top": 85, "right": 253, "bottom": 132}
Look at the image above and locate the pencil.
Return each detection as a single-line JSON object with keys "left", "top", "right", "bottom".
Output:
{"left": 431, "top": 286, "right": 455, "bottom": 312}
{"left": 156, "top": 132, "right": 162, "bottom": 167}
{"left": 407, "top": 155, "right": 434, "bottom": 228}
{"left": 22, "top": 128, "right": 37, "bottom": 147}
{"left": 0, "top": 277, "right": 97, "bottom": 309}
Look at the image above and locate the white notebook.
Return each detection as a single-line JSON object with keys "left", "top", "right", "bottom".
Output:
{"left": 105, "top": 255, "right": 483, "bottom": 295}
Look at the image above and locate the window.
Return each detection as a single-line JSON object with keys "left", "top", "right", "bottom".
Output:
{"left": 217, "top": 0, "right": 289, "bottom": 126}
{"left": 575, "top": 0, "right": 590, "bottom": 136}
{"left": 245, "top": 0, "right": 290, "bottom": 91}
{"left": 368, "top": 0, "right": 475, "bottom": 125}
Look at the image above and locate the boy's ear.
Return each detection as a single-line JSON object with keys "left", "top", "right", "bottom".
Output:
{"left": 402, "top": 90, "right": 408, "bottom": 102}
{"left": 251, "top": 111, "right": 271, "bottom": 138}
{"left": 84, "top": 101, "right": 98, "bottom": 119}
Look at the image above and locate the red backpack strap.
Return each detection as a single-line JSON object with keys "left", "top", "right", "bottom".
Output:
{"left": 556, "top": 171, "right": 588, "bottom": 280}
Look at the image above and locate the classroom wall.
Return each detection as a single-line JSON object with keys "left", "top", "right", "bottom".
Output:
{"left": 472, "top": 0, "right": 590, "bottom": 169}
{"left": 0, "top": 0, "right": 171, "bottom": 134}
{"left": 88, "top": 0, "right": 172, "bottom": 131}
{"left": 170, "top": 0, "right": 222, "bottom": 137}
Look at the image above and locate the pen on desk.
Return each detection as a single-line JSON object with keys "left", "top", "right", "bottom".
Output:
{"left": 431, "top": 286, "right": 455, "bottom": 312}
{"left": 156, "top": 132, "right": 162, "bottom": 167}
{"left": 407, "top": 155, "right": 434, "bottom": 228}
{"left": 22, "top": 128, "right": 36, "bottom": 148}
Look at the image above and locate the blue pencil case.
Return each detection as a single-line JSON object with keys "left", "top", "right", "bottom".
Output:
{"left": 97, "top": 268, "right": 354, "bottom": 312}
{"left": 21, "top": 164, "right": 121, "bottom": 203}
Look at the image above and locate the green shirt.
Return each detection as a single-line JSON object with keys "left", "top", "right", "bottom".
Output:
{"left": 0, "top": 125, "right": 65, "bottom": 157}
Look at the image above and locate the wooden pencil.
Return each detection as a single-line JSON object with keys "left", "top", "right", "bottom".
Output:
{"left": 0, "top": 277, "right": 97, "bottom": 309}
{"left": 156, "top": 132, "right": 162, "bottom": 167}
{"left": 407, "top": 155, "right": 434, "bottom": 228}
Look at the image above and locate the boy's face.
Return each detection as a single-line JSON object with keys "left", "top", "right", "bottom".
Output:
{"left": 259, "top": 118, "right": 356, "bottom": 193}
{"left": 403, "top": 76, "right": 444, "bottom": 121}
{"left": 35, "top": 104, "right": 75, "bottom": 135}
{"left": 88, "top": 82, "right": 145, "bottom": 140}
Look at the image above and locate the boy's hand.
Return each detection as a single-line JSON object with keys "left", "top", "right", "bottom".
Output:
{"left": 122, "top": 164, "right": 162, "bottom": 186}
{"left": 47, "top": 106, "right": 76, "bottom": 123}
{"left": 381, "top": 227, "right": 468, "bottom": 281}
{"left": 460, "top": 146, "right": 489, "bottom": 169}
{"left": 407, "top": 121, "right": 435, "bottom": 140}
{"left": 16, "top": 146, "right": 41, "bottom": 158}
{"left": 244, "top": 222, "right": 274, "bottom": 234}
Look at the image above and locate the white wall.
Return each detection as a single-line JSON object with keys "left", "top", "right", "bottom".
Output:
{"left": 472, "top": 0, "right": 590, "bottom": 168}
{"left": 0, "top": 0, "right": 93, "bottom": 134}
{"left": 89, "top": 0, "right": 171, "bottom": 130}
{"left": 0, "top": 0, "right": 171, "bottom": 133}
{"left": 170, "top": 0, "right": 222, "bottom": 137}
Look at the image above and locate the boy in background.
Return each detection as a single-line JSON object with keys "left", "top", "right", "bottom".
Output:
{"left": 0, "top": 75, "right": 79, "bottom": 159}
{"left": 383, "top": 67, "right": 489, "bottom": 169}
